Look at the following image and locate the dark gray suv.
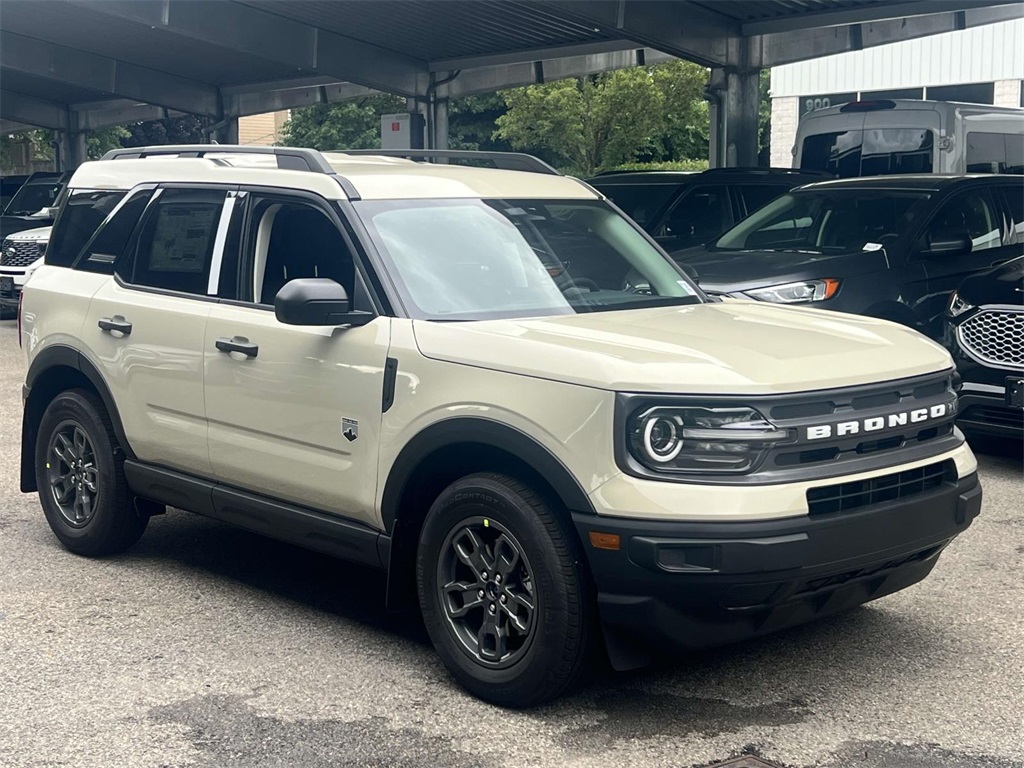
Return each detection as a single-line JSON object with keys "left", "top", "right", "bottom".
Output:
{"left": 589, "top": 167, "right": 829, "bottom": 251}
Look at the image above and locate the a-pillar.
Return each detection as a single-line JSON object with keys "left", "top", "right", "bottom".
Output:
{"left": 708, "top": 66, "right": 761, "bottom": 168}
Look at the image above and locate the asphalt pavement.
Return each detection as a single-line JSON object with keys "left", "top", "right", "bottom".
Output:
{"left": 0, "top": 318, "right": 1021, "bottom": 768}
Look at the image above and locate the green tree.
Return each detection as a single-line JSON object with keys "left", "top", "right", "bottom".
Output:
{"left": 122, "top": 115, "right": 205, "bottom": 147}
{"left": 85, "top": 126, "right": 131, "bottom": 159}
{"left": 495, "top": 67, "right": 664, "bottom": 176}
{"left": 758, "top": 68, "right": 772, "bottom": 166}
{"left": 651, "top": 60, "right": 710, "bottom": 162}
{"left": 281, "top": 95, "right": 407, "bottom": 150}
{"left": 448, "top": 93, "right": 512, "bottom": 152}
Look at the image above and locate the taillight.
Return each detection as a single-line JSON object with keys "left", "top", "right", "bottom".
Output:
{"left": 17, "top": 290, "right": 23, "bottom": 348}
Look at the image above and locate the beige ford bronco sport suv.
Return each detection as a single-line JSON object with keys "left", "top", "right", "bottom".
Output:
{"left": 19, "top": 146, "right": 982, "bottom": 707}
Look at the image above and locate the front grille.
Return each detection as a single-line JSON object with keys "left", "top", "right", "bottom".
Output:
{"left": 958, "top": 309, "right": 1024, "bottom": 369}
{"left": 806, "top": 459, "right": 954, "bottom": 516}
{"left": 1, "top": 239, "right": 42, "bottom": 267}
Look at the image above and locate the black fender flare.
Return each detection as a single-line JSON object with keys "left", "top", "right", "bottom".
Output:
{"left": 21, "top": 345, "right": 134, "bottom": 492}
{"left": 380, "top": 417, "right": 597, "bottom": 534}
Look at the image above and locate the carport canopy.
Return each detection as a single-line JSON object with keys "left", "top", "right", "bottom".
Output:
{"left": 1, "top": 0, "right": 1021, "bottom": 168}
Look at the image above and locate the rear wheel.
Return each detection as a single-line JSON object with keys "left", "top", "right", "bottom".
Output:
{"left": 417, "top": 472, "right": 594, "bottom": 707}
{"left": 35, "top": 389, "right": 147, "bottom": 556}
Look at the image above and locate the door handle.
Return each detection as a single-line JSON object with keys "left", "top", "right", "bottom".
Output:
{"left": 216, "top": 336, "right": 259, "bottom": 358}
{"left": 98, "top": 316, "right": 132, "bottom": 335}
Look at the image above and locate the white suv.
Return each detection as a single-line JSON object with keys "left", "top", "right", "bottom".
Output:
{"left": 1, "top": 226, "right": 50, "bottom": 313}
{"left": 19, "top": 146, "right": 982, "bottom": 707}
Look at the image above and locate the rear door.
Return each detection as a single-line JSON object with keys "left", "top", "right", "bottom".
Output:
{"left": 82, "top": 185, "right": 237, "bottom": 476}
{"left": 203, "top": 189, "right": 389, "bottom": 528}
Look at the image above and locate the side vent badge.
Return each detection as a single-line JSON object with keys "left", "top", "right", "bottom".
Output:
{"left": 342, "top": 418, "right": 359, "bottom": 442}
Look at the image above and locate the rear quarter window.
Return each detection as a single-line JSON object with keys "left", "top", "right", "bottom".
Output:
{"left": 46, "top": 190, "right": 127, "bottom": 267}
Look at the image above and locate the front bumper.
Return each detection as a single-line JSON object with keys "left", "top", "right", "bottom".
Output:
{"left": 957, "top": 383, "right": 1023, "bottom": 439}
{"left": 573, "top": 471, "right": 981, "bottom": 668}
{"left": 0, "top": 271, "right": 26, "bottom": 308}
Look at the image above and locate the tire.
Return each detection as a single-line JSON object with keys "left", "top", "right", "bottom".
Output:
{"left": 35, "top": 389, "right": 147, "bottom": 556}
{"left": 416, "top": 472, "right": 594, "bottom": 707}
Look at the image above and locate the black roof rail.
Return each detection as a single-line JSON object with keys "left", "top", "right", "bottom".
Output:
{"left": 337, "top": 149, "right": 560, "bottom": 176}
{"left": 100, "top": 145, "right": 336, "bottom": 174}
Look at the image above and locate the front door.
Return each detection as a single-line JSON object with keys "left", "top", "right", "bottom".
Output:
{"left": 203, "top": 192, "right": 389, "bottom": 527}
{"left": 913, "top": 186, "right": 1015, "bottom": 336}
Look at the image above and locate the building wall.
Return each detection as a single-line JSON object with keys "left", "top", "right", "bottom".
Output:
{"left": 238, "top": 110, "right": 289, "bottom": 146}
{"left": 770, "top": 97, "right": 799, "bottom": 168}
{"left": 769, "top": 18, "right": 1024, "bottom": 168}
{"left": 771, "top": 19, "right": 1024, "bottom": 97}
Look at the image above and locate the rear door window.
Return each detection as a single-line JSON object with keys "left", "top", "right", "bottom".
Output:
{"left": 129, "top": 188, "right": 231, "bottom": 296}
{"left": 658, "top": 185, "right": 731, "bottom": 248}
{"left": 595, "top": 183, "right": 678, "bottom": 229}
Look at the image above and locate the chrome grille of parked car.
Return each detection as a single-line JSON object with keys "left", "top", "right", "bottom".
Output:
{"left": 1, "top": 239, "right": 42, "bottom": 267}
{"left": 957, "top": 309, "right": 1024, "bottom": 369}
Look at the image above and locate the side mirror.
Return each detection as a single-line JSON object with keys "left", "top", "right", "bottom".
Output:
{"left": 922, "top": 232, "right": 971, "bottom": 257}
{"left": 274, "top": 278, "right": 374, "bottom": 327}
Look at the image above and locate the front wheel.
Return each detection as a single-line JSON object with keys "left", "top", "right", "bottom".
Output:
{"left": 416, "top": 472, "right": 594, "bottom": 707}
{"left": 35, "top": 389, "right": 147, "bottom": 556}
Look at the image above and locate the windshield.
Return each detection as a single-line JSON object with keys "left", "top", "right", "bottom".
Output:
{"left": 3, "top": 181, "right": 62, "bottom": 216}
{"left": 357, "top": 198, "right": 702, "bottom": 320}
{"left": 713, "top": 189, "right": 931, "bottom": 253}
{"left": 800, "top": 129, "right": 934, "bottom": 177}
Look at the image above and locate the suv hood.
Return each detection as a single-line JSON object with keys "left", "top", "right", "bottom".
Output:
{"left": 956, "top": 254, "right": 1024, "bottom": 307}
{"left": 413, "top": 302, "right": 951, "bottom": 395}
{"left": 674, "top": 247, "right": 888, "bottom": 293}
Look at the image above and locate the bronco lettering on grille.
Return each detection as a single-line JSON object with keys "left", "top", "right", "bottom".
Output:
{"left": 806, "top": 403, "right": 950, "bottom": 441}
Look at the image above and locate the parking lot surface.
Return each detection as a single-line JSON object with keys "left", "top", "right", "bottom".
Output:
{"left": 0, "top": 318, "right": 1021, "bottom": 768}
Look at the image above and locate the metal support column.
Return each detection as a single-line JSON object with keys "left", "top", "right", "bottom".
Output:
{"left": 213, "top": 116, "right": 239, "bottom": 145}
{"left": 57, "top": 110, "right": 89, "bottom": 171}
{"left": 431, "top": 97, "right": 450, "bottom": 151}
{"left": 722, "top": 67, "right": 761, "bottom": 167}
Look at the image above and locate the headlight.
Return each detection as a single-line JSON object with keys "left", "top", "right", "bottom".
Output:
{"left": 745, "top": 279, "right": 840, "bottom": 304}
{"left": 628, "top": 405, "right": 789, "bottom": 474}
{"left": 947, "top": 291, "right": 974, "bottom": 318}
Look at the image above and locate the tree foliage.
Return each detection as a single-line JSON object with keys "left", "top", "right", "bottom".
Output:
{"left": 495, "top": 67, "right": 665, "bottom": 176}
{"left": 281, "top": 95, "right": 407, "bottom": 150}
{"left": 121, "top": 116, "right": 206, "bottom": 147}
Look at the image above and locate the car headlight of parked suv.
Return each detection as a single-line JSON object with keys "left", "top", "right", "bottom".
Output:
{"left": 745, "top": 278, "right": 840, "bottom": 304}
{"left": 627, "top": 405, "right": 788, "bottom": 474}
{"left": 946, "top": 290, "right": 975, "bottom": 318}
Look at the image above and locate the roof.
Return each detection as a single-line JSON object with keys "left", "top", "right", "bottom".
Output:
{"left": 800, "top": 99, "right": 1024, "bottom": 119}
{"left": 68, "top": 150, "right": 599, "bottom": 201}
{"left": 589, "top": 168, "right": 827, "bottom": 184}
{"left": 3, "top": 1, "right": 1018, "bottom": 135}
{"left": 796, "top": 174, "right": 1023, "bottom": 192}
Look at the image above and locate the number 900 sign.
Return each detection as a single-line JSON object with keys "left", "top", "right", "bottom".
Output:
{"left": 805, "top": 97, "right": 832, "bottom": 112}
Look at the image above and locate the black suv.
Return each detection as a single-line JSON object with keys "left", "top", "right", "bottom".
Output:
{"left": 0, "top": 171, "right": 68, "bottom": 240}
{"left": 589, "top": 167, "right": 828, "bottom": 251}
{"left": 673, "top": 174, "right": 1024, "bottom": 339}
{"left": 944, "top": 255, "right": 1023, "bottom": 439}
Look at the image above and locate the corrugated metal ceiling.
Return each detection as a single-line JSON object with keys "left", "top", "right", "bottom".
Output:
{"left": 238, "top": 0, "right": 617, "bottom": 62}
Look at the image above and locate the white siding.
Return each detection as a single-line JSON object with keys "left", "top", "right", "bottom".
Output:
{"left": 771, "top": 18, "right": 1024, "bottom": 97}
